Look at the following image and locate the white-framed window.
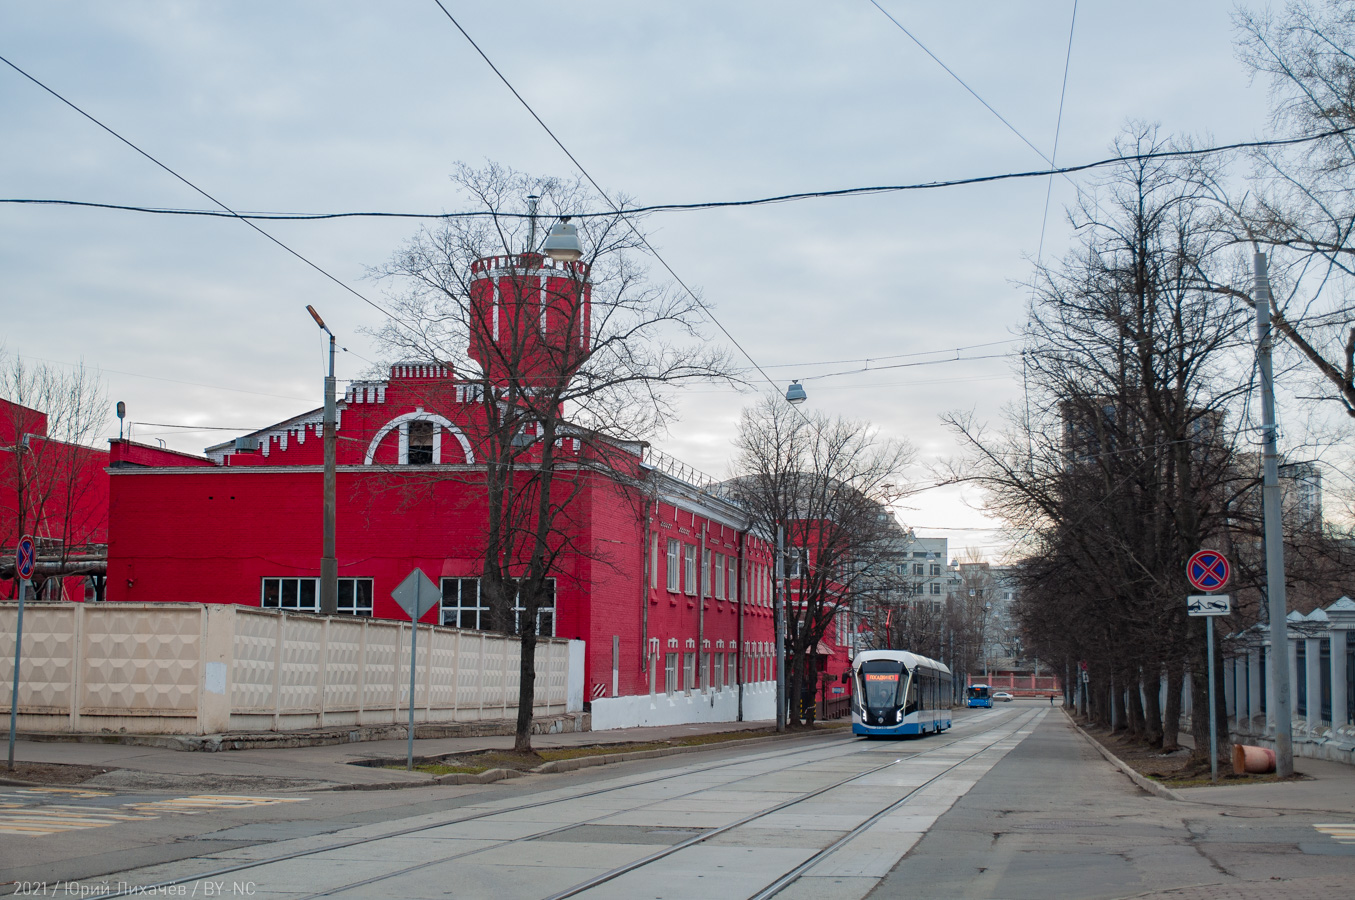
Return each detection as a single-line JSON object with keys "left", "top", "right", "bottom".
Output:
{"left": 728, "top": 653, "right": 737, "bottom": 688}
{"left": 714, "top": 652, "right": 724, "bottom": 690}
{"left": 665, "top": 653, "right": 679, "bottom": 695}
{"left": 513, "top": 579, "right": 556, "bottom": 637}
{"left": 407, "top": 420, "right": 434, "bottom": 464}
{"left": 931, "top": 563, "right": 942, "bottom": 576}
{"left": 786, "top": 548, "right": 803, "bottom": 579}
{"left": 713, "top": 552, "right": 725, "bottom": 599}
{"left": 440, "top": 577, "right": 484, "bottom": 629}
{"left": 702, "top": 548, "right": 711, "bottom": 598}
{"left": 700, "top": 651, "right": 710, "bottom": 690}
{"left": 684, "top": 545, "right": 697, "bottom": 596}
{"left": 683, "top": 652, "right": 696, "bottom": 694}
{"left": 729, "top": 557, "right": 737, "bottom": 601}
{"left": 262, "top": 577, "right": 317, "bottom": 611}
{"left": 930, "top": 582, "right": 942, "bottom": 595}
{"left": 262, "top": 577, "right": 373, "bottom": 615}
{"left": 913, "top": 563, "right": 925, "bottom": 576}
{"left": 337, "top": 578, "right": 373, "bottom": 615}
{"left": 666, "top": 539, "right": 680, "bottom": 592}
{"left": 651, "top": 534, "right": 660, "bottom": 589}
{"left": 438, "top": 577, "right": 555, "bottom": 636}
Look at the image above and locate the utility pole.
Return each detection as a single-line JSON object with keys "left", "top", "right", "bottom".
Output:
{"left": 307, "top": 306, "right": 338, "bottom": 616}
{"left": 774, "top": 524, "right": 786, "bottom": 733}
{"left": 1253, "top": 250, "right": 1294, "bottom": 777}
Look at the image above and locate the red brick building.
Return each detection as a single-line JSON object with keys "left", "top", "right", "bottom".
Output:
{"left": 104, "top": 252, "right": 781, "bottom": 728}
{"left": 1, "top": 397, "right": 109, "bottom": 601}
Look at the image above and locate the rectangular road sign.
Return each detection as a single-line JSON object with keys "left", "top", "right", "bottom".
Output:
{"left": 1187, "top": 594, "right": 1231, "bottom": 616}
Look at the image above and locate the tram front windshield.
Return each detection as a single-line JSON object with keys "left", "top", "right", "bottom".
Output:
{"left": 860, "top": 659, "right": 906, "bottom": 708}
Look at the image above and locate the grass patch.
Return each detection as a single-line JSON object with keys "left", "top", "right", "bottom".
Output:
{"left": 386, "top": 723, "right": 843, "bottom": 776}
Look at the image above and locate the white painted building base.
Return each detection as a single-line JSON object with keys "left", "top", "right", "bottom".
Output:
{"left": 590, "top": 680, "right": 776, "bottom": 730}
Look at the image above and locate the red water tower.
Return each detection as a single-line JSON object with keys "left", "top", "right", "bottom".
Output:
{"left": 467, "top": 252, "right": 591, "bottom": 391}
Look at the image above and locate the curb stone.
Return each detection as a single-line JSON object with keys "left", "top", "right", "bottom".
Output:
{"left": 1062, "top": 708, "right": 1185, "bottom": 802}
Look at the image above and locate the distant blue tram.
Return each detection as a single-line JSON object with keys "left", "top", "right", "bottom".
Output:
{"left": 851, "top": 650, "right": 953, "bottom": 738}
{"left": 966, "top": 683, "right": 992, "bottom": 708}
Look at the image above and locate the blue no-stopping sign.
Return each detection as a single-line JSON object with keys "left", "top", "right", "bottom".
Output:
{"left": 15, "top": 535, "right": 35, "bottom": 581}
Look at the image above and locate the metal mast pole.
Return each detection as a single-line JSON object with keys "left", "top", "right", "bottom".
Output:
{"left": 308, "top": 305, "right": 339, "bottom": 616}
{"left": 1253, "top": 250, "right": 1293, "bottom": 777}
{"left": 321, "top": 331, "right": 338, "bottom": 615}
{"left": 775, "top": 524, "right": 786, "bottom": 733}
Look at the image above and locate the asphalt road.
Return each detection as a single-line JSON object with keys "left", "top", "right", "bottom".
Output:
{"left": 2, "top": 703, "right": 1350, "bottom": 900}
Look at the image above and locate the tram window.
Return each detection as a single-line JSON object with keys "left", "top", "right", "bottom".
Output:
{"left": 904, "top": 678, "right": 919, "bottom": 714}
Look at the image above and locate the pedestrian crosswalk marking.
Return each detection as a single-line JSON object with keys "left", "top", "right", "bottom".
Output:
{"left": 1313, "top": 823, "right": 1355, "bottom": 844}
{"left": 0, "top": 793, "right": 306, "bottom": 836}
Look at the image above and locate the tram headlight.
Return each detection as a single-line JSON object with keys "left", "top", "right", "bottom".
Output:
{"left": 895, "top": 709, "right": 903, "bottom": 723}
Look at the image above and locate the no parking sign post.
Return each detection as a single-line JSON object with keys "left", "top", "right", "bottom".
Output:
{"left": 1186, "top": 549, "right": 1230, "bottom": 784}
{"left": 8, "top": 535, "right": 35, "bottom": 771}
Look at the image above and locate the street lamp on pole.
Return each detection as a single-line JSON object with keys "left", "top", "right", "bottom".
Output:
{"left": 306, "top": 305, "right": 338, "bottom": 616}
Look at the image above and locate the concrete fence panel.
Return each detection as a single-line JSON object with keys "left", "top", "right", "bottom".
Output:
{"left": 1, "top": 602, "right": 579, "bottom": 736}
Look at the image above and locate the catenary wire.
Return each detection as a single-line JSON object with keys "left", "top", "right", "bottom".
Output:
{"left": 1036, "top": 0, "right": 1078, "bottom": 266}
{"left": 0, "top": 52, "right": 418, "bottom": 340}
{"left": 427, "top": 2, "right": 807, "bottom": 424}
{"left": 5, "top": 128, "right": 1351, "bottom": 222}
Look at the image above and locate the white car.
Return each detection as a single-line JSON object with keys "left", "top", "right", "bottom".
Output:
{"left": 992, "top": 691, "right": 1015, "bottom": 702}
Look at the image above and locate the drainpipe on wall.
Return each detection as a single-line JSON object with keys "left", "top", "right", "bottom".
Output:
{"left": 640, "top": 498, "right": 653, "bottom": 693}
{"left": 698, "top": 522, "right": 708, "bottom": 692}
{"left": 737, "top": 522, "right": 748, "bottom": 721}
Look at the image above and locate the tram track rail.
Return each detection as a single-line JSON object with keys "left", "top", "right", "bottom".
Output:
{"left": 542, "top": 709, "right": 1042, "bottom": 900}
{"left": 15, "top": 708, "right": 1035, "bottom": 900}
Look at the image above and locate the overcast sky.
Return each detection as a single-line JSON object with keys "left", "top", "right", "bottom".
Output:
{"left": 1, "top": 1, "right": 1278, "bottom": 559}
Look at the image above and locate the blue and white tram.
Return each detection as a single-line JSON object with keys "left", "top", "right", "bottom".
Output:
{"left": 851, "top": 650, "right": 953, "bottom": 738}
{"left": 966, "top": 683, "right": 992, "bottom": 708}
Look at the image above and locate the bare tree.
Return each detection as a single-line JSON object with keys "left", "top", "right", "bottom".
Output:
{"left": 944, "top": 128, "right": 1255, "bottom": 761}
{"left": 727, "top": 394, "right": 914, "bottom": 726}
{"left": 371, "top": 164, "right": 732, "bottom": 751}
{"left": 0, "top": 353, "right": 108, "bottom": 600}
{"left": 1232, "top": 0, "right": 1355, "bottom": 416}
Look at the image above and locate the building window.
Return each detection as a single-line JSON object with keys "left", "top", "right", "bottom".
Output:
{"left": 930, "top": 582, "right": 942, "bottom": 595}
{"left": 684, "top": 545, "right": 697, "bottom": 596}
{"left": 407, "top": 420, "right": 434, "bottom": 464}
{"left": 786, "top": 548, "right": 803, "bottom": 579}
{"left": 702, "top": 548, "right": 711, "bottom": 597}
{"left": 666, "top": 539, "right": 680, "bottom": 592}
{"left": 728, "top": 557, "right": 737, "bottom": 601}
{"left": 713, "top": 552, "right": 725, "bottom": 599}
{"left": 650, "top": 534, "right": 660, "bottom": 589}
{"left": 714, "top": 652, "right": 724, "bottom": 690}
{"left": 261, "top": 577, "right": 317, "bottom": 611}
{"left": 728, "top": 653, "right": 737, "bottom": 688}
{"left": 665, "top": 653, "right": 678, "bottom": 695}
{"left": 262, "top": 578, "right": 372, "bottom": 614}
{"left": 913, "top": 563, "right": 925, "bottom": 576}
{"left": 441, "top": 578, "right": 483, "bottom": 629}
{"left": 683, "top": 652, "right": 696, "bottom": 694}
{"left": 514, "top": 579, "right": 556, "bottom": 637}
{"left": 931, "top": 564, "right": 942, "bottom": 577}
{"left": 337, "top": 578, "right": 373, "bottom": 615}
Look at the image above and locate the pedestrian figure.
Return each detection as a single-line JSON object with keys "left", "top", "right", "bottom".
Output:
{"left": 1049, "top": 694, "right": 1055, "bottom": 706}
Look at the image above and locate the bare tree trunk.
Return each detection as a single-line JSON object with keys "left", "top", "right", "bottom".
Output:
{"left": 1111, "top": 675, "right": 1128, "bottom": 734}
{"left": 1162, "top": 661, "right": 1183, "bottom": 752}
{"left": 1126, "top": 668, "right": 1146, "bottom": 739}
{"left": 513, "top": 624, "right": 537, "bottom": 753}
{"left": 1142, "top": 664, "right": 1164, "bottom": 748}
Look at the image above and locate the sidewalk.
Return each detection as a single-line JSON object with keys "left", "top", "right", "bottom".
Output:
{"left": 2, "top": 720, "right": 799, "bottom": 793}
{"left": 1064, "top": 709, "right": 1355, "bottom": 816}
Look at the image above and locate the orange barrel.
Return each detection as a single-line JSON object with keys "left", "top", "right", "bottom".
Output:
{"left": 1231, "top": 744, "right": 1276, "bottom": 775}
